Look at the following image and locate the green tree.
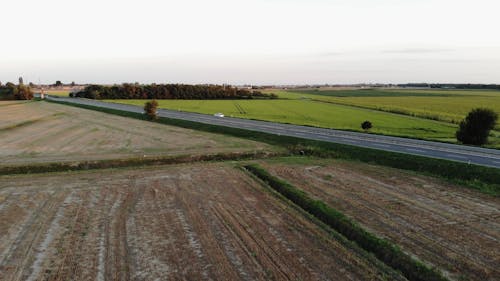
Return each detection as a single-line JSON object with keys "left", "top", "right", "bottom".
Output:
{"left": 14, "top": 84, "right": 33, "bottom": 100}
{"left": 18, "top": 77, "right": 24, "bottom": 85}
{"left": 55, "top": 81, "right": 63, "bottom": 87}
{"left": 456, "top": 108, "right": 498, "bottom": 145}
{"left": 144, "top": 100, "right": 159, "bottom": 120}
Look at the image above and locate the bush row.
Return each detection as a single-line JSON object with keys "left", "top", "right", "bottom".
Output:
{"left": 0, "top": 83, "right": 33, "bottom": 100}
{"left": 0, "top": 151, "right": 280, "bottom": 176}
{"left": 47, "top": 99, "right": 500, "bottom": 196}
{"left": 72, "top": 84, "right": 277, "bottom": 100}
{"left": 398, "top": 83, "right": 500, "bottom": 90}
{"left": 244, "top": 164, "right": 448, "bottom": 281}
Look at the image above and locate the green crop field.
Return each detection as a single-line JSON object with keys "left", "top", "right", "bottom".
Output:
{"left": 285, "top": 88, "right": 500, "bottom": 126}
{"left": 108, "top": 87, "right": 500, "bottom": 148}
{"left": 107, "top": 99, "right": 463, "bottom": 143}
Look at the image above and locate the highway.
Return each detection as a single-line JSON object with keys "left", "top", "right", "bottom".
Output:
{"left": 47, "top": 96, "right": 500, "bottom": 169}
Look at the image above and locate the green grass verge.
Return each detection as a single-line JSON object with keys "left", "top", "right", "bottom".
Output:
{"left": 244, "top": 164, "right": 448, "bottom": 281}
{"left": 47, "top": 99, "right": 500, "bottom": 196}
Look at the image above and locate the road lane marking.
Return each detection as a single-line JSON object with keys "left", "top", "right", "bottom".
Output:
{"left": 406, "top": 148, "right": 425, "bottom": 153}
{"left": 373, "top": 143, "right": 390, "bottom": 148}
{"left": 446, "top": 154, "right": 467, "bottom": 159}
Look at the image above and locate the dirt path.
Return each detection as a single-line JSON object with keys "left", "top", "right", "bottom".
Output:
{"left": 261, "top": 159, "right": 500, "bottom": 281}
{"left": 0, "top": 163, "right": 400, "bottom": 281}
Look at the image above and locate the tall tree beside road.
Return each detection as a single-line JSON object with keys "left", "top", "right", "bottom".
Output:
{"left": 144, "top": 100, "right": 159, "bottom": 120}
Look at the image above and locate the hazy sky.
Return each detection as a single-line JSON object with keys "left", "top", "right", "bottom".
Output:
{"left": 1, "top": 0, "right": 500, "bottom": 85}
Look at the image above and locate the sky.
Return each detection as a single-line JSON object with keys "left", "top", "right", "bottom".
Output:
{"left": 1, "top": 0, "right": 500, "bottom": 85}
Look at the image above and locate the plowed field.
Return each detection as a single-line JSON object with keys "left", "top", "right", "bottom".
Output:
{"left": 0, "top": 101, "right": 275, "bottom": 166}
{"left": 261, "top": 158, "right": 500, "bottom": 281}
{"left": 0, "top": 164, "right": 401, "bottom": 281}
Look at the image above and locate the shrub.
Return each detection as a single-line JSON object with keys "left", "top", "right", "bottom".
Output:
{"left": 361, "top": 120, "right": 372, "bottom": 131}
{"left": 13, "top": 84, "right": 33, "bottom": 100}
{"left": 456, "top": 108, "right": 498, "bottom": 145}
{"left": 144, "top": 100, "right": 159, "bottom": 120}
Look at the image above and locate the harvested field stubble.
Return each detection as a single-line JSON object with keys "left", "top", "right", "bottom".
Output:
{"left": 0, "top": 101, "right": 275, "bottom": 166}
{"left": 0, "top": 164, "right": 404, "bottom": 281}
{"left": 261, "top": 159, "right": 500, "bottom": 281}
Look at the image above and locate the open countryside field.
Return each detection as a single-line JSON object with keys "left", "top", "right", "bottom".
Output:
{"left": 0, "top": 163, "right": 403, "bottom": 281}
{"left": 0, "top": 101, "right": 276, "bottom": 166}
{"left": 1, "top": 98, "right": 498, "bottom": 281}
{"left": 109, "top": 99, "right": 459, "bottom": 143}
{"left": 258, "top": 157, "right": 500, "bottom": 281}
{"left": 284, "top": 88, "right": 500, "bottom": 128}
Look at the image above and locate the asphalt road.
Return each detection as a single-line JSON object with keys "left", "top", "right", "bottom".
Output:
{"left": 47, "top": 96, "right": 500, "bottom": 169}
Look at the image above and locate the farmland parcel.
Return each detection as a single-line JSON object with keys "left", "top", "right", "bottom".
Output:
{"left": 0, "top": 101, "right": 276, "bottom": 166}
{"left": 0, "top": 164, "right": 403, "bottom": 281}
{"left": 259, "top": 158, "right": 500, "bottom": 281}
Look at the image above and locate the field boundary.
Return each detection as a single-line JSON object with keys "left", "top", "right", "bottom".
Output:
{"left": 0, "top": 151, "right": 281, "bottom": 176}
{"left": 46, "top": 99, "right": 500, "bottom": 196}
{"left": 244, "top": 164, "right": 448, "bottom": 281}
{"left": 240, "top": 165, "right": 407, "bottom": 280}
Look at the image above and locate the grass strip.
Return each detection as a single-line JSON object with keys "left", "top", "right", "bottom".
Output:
{"left": 0, "top": 151, "right": 280, "bottom": 176}
{"left": 244, "top": 163, "right": 448, "bottom": 281}
{"left": 47, "top": 99, "right": 500, "bottom": 196}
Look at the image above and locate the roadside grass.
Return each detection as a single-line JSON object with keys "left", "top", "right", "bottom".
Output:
{"left": 46, "top": 99, "right": 500, "bottom": 196}
{"left": 244, "top": 164, "right": 448, "bottom": 281}
{"left": 107, "top": 99, "right": 458, "bottom": 142}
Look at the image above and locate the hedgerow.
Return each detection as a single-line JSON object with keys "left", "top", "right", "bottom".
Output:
{"left": 245, "top": 164, "right": 448, "bottom": 281}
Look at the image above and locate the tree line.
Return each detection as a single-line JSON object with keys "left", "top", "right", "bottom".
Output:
{"left": 72, "top": 84, "right": 278, "bottom": 100}
{"left": 0, "top": 79, "right": 34, "bottom": 100}
{"left": 399, "top": 83, "right": 500, "bottom": 90}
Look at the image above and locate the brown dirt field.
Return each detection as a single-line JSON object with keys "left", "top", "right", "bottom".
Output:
{"left": 0, "top": 101, "right": 276, "bottom": 166}
{"left": 0, "top": 163, "right": 402, "bottom": 281}
{"left": 260, "top": 158, "right": 500, "bottom": 281}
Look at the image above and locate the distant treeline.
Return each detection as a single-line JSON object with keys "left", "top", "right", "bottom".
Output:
{"left": 0, "top": 82, "right": 33, "bottom": 100}
{"left": 399, "top": 83, "right": 500, "bottom": 90}
{"left": 72, "top": 84, "right": 278, "bottom": 99}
